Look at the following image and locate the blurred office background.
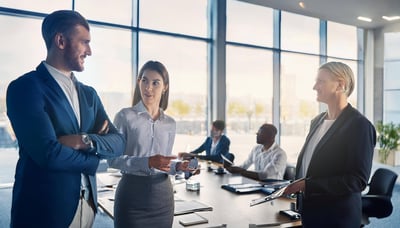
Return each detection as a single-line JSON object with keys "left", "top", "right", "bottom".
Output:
{"left": 0, "top": 0, "right": 399, "bottom": 227}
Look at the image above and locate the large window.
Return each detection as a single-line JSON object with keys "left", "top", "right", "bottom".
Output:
{"left": 226, "top": 46, "right": 273, "bottom": 164}
{"left": 227, "top": 0, "right": 273, "bottom": 47}
{"left": 75, "top": 0, "right": 133, "bottom": 25}
{"left": 281, "top": 11, "right": 319, "bottom": 54}
{"left": 280, "top": 53, "right": 320, "bottom": 164}
{"left": 383, "top": 32, "right": 400, "bottom": 124}
{"left": 327, "top": 22, "right": 358, "bottom": 59}
{"left": 139, "top": 0, "right": 208, "bottom": 37}
{"left": 226, "top": 0, "right": 274, "bottom": 164}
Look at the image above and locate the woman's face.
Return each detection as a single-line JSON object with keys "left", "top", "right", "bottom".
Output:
{"left": 313, "top": 68, "right": 343, "bottom": 104}
{"left": 210, "top": 126, "right": 222, "bottom": 138}
{"left": 139, "top": 69, "right": 166, "bottom": 107}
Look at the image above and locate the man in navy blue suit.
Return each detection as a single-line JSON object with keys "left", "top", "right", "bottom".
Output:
{"left": 6, "top": 10, "right": 125, "bottom": 227}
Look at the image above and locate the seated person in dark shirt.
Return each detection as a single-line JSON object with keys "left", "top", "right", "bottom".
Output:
{"left": 179, "top": 120, "right": 233, "bottom": 163}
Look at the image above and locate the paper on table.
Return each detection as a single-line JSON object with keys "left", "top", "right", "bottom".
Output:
{"left": 174, "top": 200, "right": 213, "bottom": 215}
{"left": 178, "top": 212, "right": 209, "bottom": 226}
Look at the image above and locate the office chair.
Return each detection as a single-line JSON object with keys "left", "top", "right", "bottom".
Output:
{"left": 361, "top": 168, "right": 398, "bottom": 225}
{"left": 283, "top": 165, "right": 296, "bottom": 181}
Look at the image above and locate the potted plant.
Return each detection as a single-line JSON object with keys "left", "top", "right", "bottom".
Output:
{"left": 376, "top": 121, "right": 400, "bottom": 165}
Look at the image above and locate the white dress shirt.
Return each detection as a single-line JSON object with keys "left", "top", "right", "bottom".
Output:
{"left": 108, "top": 101, "right": 177, "bottom": 176}
{"left": 239, "top": 142, "right": 287, "bottom": 180}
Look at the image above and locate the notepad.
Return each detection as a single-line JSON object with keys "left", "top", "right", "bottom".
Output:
{"left": 178, "top": 213, "right": 208, "bottom": 226}
{"left": 174, "top": 200, "right": 213, "bottom": 215}
{"left": 221, "top": 183, "right": 263, "bottom": 194}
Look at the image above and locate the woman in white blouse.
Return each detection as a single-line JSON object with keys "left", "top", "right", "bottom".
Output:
{"left": 108, "top": 61, "right": 190, "bottom": 228}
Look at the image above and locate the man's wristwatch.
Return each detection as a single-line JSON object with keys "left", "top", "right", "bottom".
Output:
{"left": 81, "top": 133, "right": 94, "bottom": 149}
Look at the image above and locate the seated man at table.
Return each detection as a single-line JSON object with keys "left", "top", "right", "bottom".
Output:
{"left": 224, "top": 123, "right": 287, "bottom": 181}
{"left": 179, "top": 120, "right": 234, "bottom": 163}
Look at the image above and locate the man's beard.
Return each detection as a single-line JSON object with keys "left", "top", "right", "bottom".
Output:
{"left": 64, "top": 44, "right": 84, "bottom": 72}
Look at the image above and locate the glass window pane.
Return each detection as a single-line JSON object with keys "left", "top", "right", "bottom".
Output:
{"left": 139, "top": 0, "right": 208, "bottom": 37}
{"left": 327, "top": 22, "right": 358, "bottom": 59}
{"left": 75, "top": 0, "right": 132, "bottom": 25}
{"left": 0, "top": 0, "right": 71, "bottom": 13}
{"left": 226, "top": 46, "right": 273, "bottom": 164}
{"left": 139, "top": 33, "right": 208, "bottom": 153}
{"left": 76, "top": 26, "right": 132, "bottom": 120}
{"left": 384, "top": 90, "right": 400, "bottom": 124}
{"left": 0, "top": 15, "right": 45, "bottom": 184}
{"left": 281, "top": 11, "right": 319, "bottom": 54}
{"left": 280, "top": 53, "right": 320, "bottom": 164}
{"left": 384, "top": 32, "right": 400, "bottom": 60}
{"left": 227, "top": 0, "right": 273, "bottom": 47}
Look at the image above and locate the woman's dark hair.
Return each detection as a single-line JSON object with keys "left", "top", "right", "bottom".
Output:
{"left": 213, "top": 120, "right": 226, "bottom": 131}
{"left": 132, "top": 61, "right": 170, "bottom": 110}
{"left": 42, "top": 10, "right": 89, "bottom": 50}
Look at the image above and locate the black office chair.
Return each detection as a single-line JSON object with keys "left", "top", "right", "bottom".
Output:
{"left": 283, "top": 165, "right": 296, "bottom": 181}
{"left": 361, "top": 168, "right": 398, "bottom": 225}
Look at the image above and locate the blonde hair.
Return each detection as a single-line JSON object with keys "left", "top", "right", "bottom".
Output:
{"left": 319, "top": 61, "right": 355, "bottom": 97}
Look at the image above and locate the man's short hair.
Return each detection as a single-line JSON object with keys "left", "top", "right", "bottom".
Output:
{"left": 213, "top": 120, "right": 225, "bottom": 131}
{"left": 42, "top": 10, "right": 89, "bottom": 50}
{"left": 260, "top": 123, "right": 277, "bottom": 137}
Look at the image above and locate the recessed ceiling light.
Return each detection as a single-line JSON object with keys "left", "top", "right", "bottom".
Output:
{"left": 357, "top": 16, "right": 372, "bottom": 22}
{"left": 382, "top": 16, "right": 400, "bottom": 21}
{"left": 299, "top": 2, "right": 305, "bottom": 9}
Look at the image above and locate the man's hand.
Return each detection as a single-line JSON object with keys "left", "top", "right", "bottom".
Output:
{"left": 58, "top": 135, "right": 88, "bottom": 150}
{"left": 225, "top": 166, "right": 245, "bottom": 174}
{"left": 149, "top": 154, "right": 177, "bottom": 172}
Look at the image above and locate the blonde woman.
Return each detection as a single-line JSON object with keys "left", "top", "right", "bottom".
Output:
{"left": 284, "top": 62, "right": 376, "bottom": 228}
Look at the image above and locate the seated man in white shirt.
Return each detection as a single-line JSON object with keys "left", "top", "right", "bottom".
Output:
{"left": 225, "top": 123, "right": 287, "bottom": 181}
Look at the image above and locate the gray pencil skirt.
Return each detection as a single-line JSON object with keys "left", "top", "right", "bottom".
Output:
{"left": 114, "top": 173, "right": 174, "bottom": 228}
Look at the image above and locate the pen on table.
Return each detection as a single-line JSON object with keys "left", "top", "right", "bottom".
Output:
{"left": 206, "top": 224, "right": 227, "bottom": 228}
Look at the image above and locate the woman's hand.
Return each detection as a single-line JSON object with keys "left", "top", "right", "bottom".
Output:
{"left": 283, "top": 179, "right": 305, "bottom": 195}
{"left": 178, "top": 152, "right": 196, "bottom": 160}
{"left": 148, "top": 154, "right": 177, "bottom": 172}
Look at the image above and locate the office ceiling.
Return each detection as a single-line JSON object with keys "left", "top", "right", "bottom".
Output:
{"left": 241, "top": 0, "right": 400, "bottom": 29}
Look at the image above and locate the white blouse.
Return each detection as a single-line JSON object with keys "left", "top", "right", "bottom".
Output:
{"left": 108, "top": 101, "right": 177, "bottom": 176}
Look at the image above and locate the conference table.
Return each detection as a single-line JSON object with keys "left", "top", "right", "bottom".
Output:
{"left": 97, "top": 161, "right": 301, "bottom": 228}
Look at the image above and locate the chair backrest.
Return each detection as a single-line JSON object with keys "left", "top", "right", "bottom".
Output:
{"left": 367, "top": 168, "right": 398, "bottom": 196}
{"left": 284, "top": 165, "right": 296, "bottom": 181}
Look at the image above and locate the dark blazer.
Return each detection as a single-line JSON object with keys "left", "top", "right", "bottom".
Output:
{"left": 295, "top": 104, "right": 376, "bottom": 228}
{"left": 191, "top": 135, "right": 230, "bottom": 163}
{"left": 6, "top": 62, "right": 125, "bottom": 228}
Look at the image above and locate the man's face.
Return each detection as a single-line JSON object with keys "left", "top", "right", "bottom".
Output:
{"left": 256, "top": 127, "right": 270, "bottom": 145}
{"left": 63, "top": 25, "right": 92, "bottom": 72}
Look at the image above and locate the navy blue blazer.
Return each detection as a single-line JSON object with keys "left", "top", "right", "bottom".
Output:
{"left": 191, "top": 135, "right": 230, "bottom": 163}
{"left": 295, "top": 104, "right": 376, "bottom": 228}
{"left": 6, "top": 62, "right": 125, "bottom": 228}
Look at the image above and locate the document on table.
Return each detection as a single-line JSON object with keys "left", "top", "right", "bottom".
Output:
{"left": 174, "top": 200, "right": 213, "bottom": 215}
{"left": 178, "top": 212, "right": 209, "bottom": 226}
